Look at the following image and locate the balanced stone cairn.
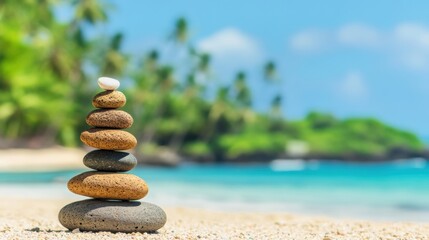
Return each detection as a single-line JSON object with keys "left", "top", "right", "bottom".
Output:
{"left": 59, "top": 77, "right": 167, "bottom": 233}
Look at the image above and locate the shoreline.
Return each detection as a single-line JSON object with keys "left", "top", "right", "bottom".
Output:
{"left": 2, "top": 183, "right": 429, "bottom": 223}
{"left": 0, "top": 147, "right": 428, "bottom": 173}
{"left": 0, "top": 147, "right": 84, "bottom": 171}
{"left": 0, "top": 198, "right": 428, "bottom": 239}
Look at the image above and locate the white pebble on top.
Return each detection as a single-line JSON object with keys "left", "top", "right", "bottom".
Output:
{"left": 98, "top": 77, "right": 120, "bottom": 90}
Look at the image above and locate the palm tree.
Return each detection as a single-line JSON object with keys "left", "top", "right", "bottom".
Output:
{"left": 203, "top": 87, "right": 235, "bottom": 140}
{"left": 234, "top": 71, "right": 251, "bottom": 107}
{"left": 101, "top": 33, "right": 127, "bottom": 76}
{"left": 73, "top": 0, "right": 107, "bottom": 25}
{"left": 263, "top": 60, "right": 285, "bottom": 122}
{"left": 0, "top": 0, "right": 85, "bottom": 145}
{"left": 270, "top": 94, "right": 282, "bottom": 119}
{"left": 135, "top": 65, "right": 176, "bottom": 144}
{"left": 197, "top": 53, "right": 210, "bottom": 73}
{"left": 171, "top": 17, "right": 188, "bottom": 43}
{"left": 264, "top": 61, "right": 277, "bottom": 81}
{"left": 157, "top": 66, "right": 175, "bottom": 90}
{"left": 144, "top": 49, "right": 159, "bottom": 72}
{"left": 168, "top": 74, "right": 205, "bottom": 149}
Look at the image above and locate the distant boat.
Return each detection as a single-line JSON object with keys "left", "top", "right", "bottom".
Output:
{"left": 270, "top": 159, "right": 306, "bottom": 171}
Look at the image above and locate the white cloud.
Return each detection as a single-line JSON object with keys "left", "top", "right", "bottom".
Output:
{"left": 289, "top": 22, "right": 429, "bottom": 72}
{"left": 289, "top": 23, "right": 382, "bottom": 52}
{"left": 338, "top": 72, "right": 368, "bottom": 100}
{"left": 337, "top": 24, "right": 381, "bottom": 47}
{"left": 393, "top": 23, "right": 429, "bottom": 70}
{"left": 394, "top": 23, "right": 429, "bottom": 50}
{"left": 197, "top": 28, "right": 263, "bottom": 66}
{"left": 289, "top": 30, "right": 327, "bottom": 52}
{"left": 397, "top": 52, "right": 429, "bottom": 70}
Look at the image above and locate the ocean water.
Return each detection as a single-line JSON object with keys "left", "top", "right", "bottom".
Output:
{"left": 1, "top": 159, "right": 429, "bottom": 221}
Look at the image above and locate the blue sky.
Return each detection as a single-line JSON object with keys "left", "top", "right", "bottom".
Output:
{"left": 104, "top": 0, "right": 429, "bottom": 137}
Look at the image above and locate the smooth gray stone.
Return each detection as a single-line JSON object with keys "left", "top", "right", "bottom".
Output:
{"left": 58, "top": 200, "right": 167, "bottom": 233}
{"left": 83, "top": 150, "right": 137, "bottom": 172}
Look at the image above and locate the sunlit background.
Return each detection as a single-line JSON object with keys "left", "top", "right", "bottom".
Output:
{"left": 1, "top": 0, "right": 429, "bottom": 222}
{"left": 105, "top": 0, "right": 429, "bottom": 139}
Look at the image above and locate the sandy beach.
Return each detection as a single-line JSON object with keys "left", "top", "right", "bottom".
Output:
{"left": 0, "top": 147, "right": 85, "bottom": 171}
{"left": 0, "top": 198, "right": 427, "bottom": 240}
{"left": 1, "top": 148, "right": 429, "bottom": 239}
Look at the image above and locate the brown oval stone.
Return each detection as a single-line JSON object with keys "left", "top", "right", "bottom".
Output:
{"left": 86, "top": 109, "right": 133, "bottom": 129}
{"left": 92, "top": 90, "right": 126, "bottom": 109}
{"left": 80, "top": 128, "right": 137, "bottom": 150}
{"left": 68, "top": 171, "right": 148, "bottom": 200}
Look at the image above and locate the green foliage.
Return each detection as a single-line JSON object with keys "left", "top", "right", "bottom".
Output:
{"left": 183, "top": 142, "right": 211, "bottom": 156}
{"left": 217, "top": 131, "right": 288, "bottom": 158}
{"left": 306, "top": 112, "right": 337, "bottom": 129}
{"left": 295, "top": 114, "right": 424, "bottom": 157}
{"left": 0, "top": 0, "right": 126, "bottom": 145}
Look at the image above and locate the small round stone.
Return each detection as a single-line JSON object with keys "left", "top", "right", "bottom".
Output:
{"left": 86, "top": 109, "right": 133, "bottom": 129}
{"left": 59, "top": 199, "right": 166, "bottom": 233}
{"left": 67, "top": 171, "right": 148, "bottom": 200}
{"left": 92, "top": 91, "right": 126, "bottom": 109}
{"left": 83, "top": 150, "right": 137, "bottom": 172}
{"left": 98, "top": 77, "right": 120, "bottom": 90}
{"left": 80, "top": 128, "right": 137, "bottom": 150}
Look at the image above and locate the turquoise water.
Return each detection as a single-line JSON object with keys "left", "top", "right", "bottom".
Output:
{"left": 1, "top": 159, "right": 429, "bottom": 221}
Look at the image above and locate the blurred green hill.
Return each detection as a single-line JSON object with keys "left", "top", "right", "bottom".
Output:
{"left": 0, "top": 0, "right": 426, "bottom": 163}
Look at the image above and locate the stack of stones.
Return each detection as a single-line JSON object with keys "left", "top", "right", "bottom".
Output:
{"left": 58, "top": 77, "right": 167, "bottom": 233}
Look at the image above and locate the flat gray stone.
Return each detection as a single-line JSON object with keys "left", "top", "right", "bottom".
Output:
{"left": 83, "top": 150, "right": 137, "bottom": 172}
{"left": 58, "top": 200, "right": 167, "bottom": 233}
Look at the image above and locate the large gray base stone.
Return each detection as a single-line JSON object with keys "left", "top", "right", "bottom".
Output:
{"left": 58, "top": 199, "right": 166, "bottom": 233}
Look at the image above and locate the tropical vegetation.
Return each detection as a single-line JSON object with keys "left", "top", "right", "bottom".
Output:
{"left": 0, "top": 0, "right": 426, "bottom": 163}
